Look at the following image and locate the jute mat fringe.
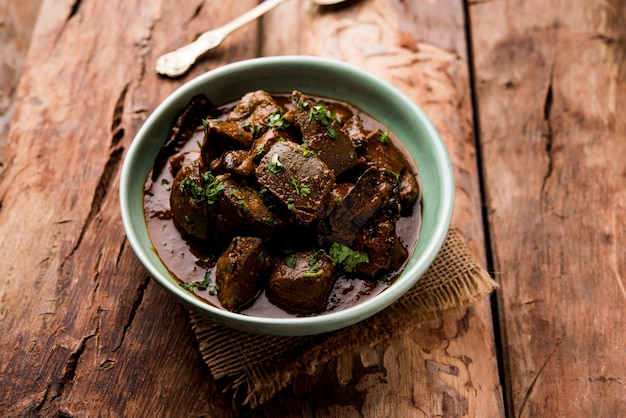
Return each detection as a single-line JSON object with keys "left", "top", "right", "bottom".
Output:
{"left": 189, "top": 228, "right": 498, "bottom": 409}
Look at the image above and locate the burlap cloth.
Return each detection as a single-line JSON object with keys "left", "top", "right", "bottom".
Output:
{"left": 189, "top": 228, "right": 498, "bottom": 409}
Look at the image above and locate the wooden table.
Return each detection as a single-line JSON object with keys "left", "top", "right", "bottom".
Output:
{"left": 1, "top": 0, "right": 624, "bottom": 416}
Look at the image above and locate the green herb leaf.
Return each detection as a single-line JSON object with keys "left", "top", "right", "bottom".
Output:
{"left": 251, "top": 124, "right": 263, "bottom": 139}
{"left": 180, "top": 178, "right": 205, "bottom": 202}
{"left": 180, "top": 171, "right": 224, "bottom": 204}
{"left": 303, "top": 269, "right": 324, "bottom": 278}
{"left": 268, "top": 153, "right": 284, "bottom": 174}
{"left": 307, "top": 103, "right": 339, "bottom": 140}
{"left": 378, "top": 130, "right": 390, "bottom": 145}
{"left": 329, "top": 242, "right": 369, "bottom": 272}
{"left": 202, "top": 171, "right": 225, "bottom": 204}
{"left": 289, "top": 176, "right": 311, "bottom": 197}
{"left": 268, "top": 110, "right": 291, "bottom": 129}
{"left": 284, "top": 254, "right": 296, "bottom": 268}
{"left": 179, "top": 271, "right": 219, "bottom": 295}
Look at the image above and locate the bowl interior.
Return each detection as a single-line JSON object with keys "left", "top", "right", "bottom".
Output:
{"left": 120, "top": 56, "right": 454, "bottom": 336}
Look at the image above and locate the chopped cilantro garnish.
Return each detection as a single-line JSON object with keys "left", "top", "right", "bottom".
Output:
{"left": 180, "top": 171, "right": 224, "bottom": 204}
{"left": 329, "top": 242, "right": 369, "bottom": 272}
{"left": 307, "top": 104, "right": 339, "bottom": 140}
{"left": 297, "top": 98, "right": 308, "bottom": 110}
{"left": 267, "top": 110, "right": 291, "bottom": 129}
{"left": 284, "top": 254, "right": 296, "bottom": 268}
{"left": 251, "top": 124, "right": 263, "bottom": 138}
{"left": 180, "top": 178, "right": 204, "bottom": 202}
{"left": 308, "top": 261, "right": 322, "bottom": 272}
{"left": 161, "top": 179, "right": 171, "bottom": 191}
{"left": 268, "top": 153, "right": 284, "bottom": 174}
{"left": 179, "top": 271, "right": 219, "bottom": 295}
{"left": 289, "top": 176, "right": 310, "bottom": 196}
{"left": 202, "top": 171, "right": 225, "bottom": 204}
{"left": 303, "top": 270, "right": 324, "bottom": 278}
{"left": 230, "top": 189, "right": 249, "bottom": 210}
{"left": 379, "top": 130, "right": 390, "bottom": 145}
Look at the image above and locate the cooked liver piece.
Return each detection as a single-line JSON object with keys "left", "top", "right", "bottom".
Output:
{"left": 344, "top": 114, "right": 368, "bottom": 151}
{"left": 250, "top": 126, "right": 299, "bottom": 163}
{"left": 362, "top": 130, "right": 420, "bottom": 213}
{"left": 200, "top": 119, "right": 253, "bottom": 168}
{"left": 216, "top": 236, "right": 270, "bottom": 311}
{"left": 267, "top": 250, "right": 337, "bottom": 314}
{"left": 317, "top": 166, "right": 401, "bottom": 249}
{"left": 292, "top": 91, "right": 357, "bottom": 176}
{"left": 353, "top": 218, "right": 408, "bottom": 278}
{"left": 211, "top": 174, "right": 285, "bottom": 241}
{"left": 228, "top": 90, "right": 283, "bottom": 136}
{"left": 169, "top": 160, "right": 212, "bottom": 240}
{"left": 255, "top": 141, "right": 335, "bottom": 225}
{"left": 211, "top": 149, "right": 256, "bottom": 179}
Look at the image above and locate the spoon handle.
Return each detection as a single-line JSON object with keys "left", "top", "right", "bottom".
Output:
{"left": 155, "top": 0, "right": 290, "bottom": 77}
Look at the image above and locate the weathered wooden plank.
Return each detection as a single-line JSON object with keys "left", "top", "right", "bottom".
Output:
{"left": 0, "top": 0, "right": 257, "bottom": 416}
{"left": 0, "top": 0, "right": 42, "bottom": 178}
{"left": 1, "top": 0, "right": 504, "bottom": 416}
{"left": 470, "top": 0, "right": 626, "bottom": 416}
{"left": 259, "top": 0, "right": 504, "bottom": 415}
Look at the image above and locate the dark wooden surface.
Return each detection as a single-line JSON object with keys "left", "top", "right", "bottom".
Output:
{"left": 470, "top": 1, "right": 626, "bottom": 416}
{"left": 1, "top": 0, "right": 624, "bottom": 416}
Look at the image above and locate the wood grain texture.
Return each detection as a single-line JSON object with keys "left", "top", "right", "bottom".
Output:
{"left": 0, "top": 0, "right": 503, "bottom": 416}
{"left": 470, "top": 0, "right": 626, "bottom": 416}
{"left": 0, "top": 0, "right": 257, "bottom": 416}
{"left": 260, "top": 0, "right": 503, "bottom": 416}
{"left": 0, "top": 0, "right": 42, "bottom": 179}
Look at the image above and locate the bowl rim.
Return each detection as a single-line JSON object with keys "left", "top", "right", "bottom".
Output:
{"left": 120, "top": 55, "right": 454, "bottom": 335}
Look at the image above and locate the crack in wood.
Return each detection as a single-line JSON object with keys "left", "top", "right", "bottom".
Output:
{"left": 62, "top": 146, "right": 124, "bottom": 265}
{"left": 189, "top": 0, "right": 206, "bottom": 23}
{"left": 60, "top": 84, "right": 128, "bottom": 265}
{"left": 55, "top": 334, "right": 96, "bottom": 398}
{"left": 115, "top": 239, "right": 127, "bottom": 270}
{"left": 38, "top": 332, "right": 98, "bottom": 415}
{"left": 516, "top": 338, "right": 562, "bottom": 418}
{"left": 35, "top": 384, "right": 52, "bottom": 415}
{"left": 111, "top": 84, "right": 128, "bottom": 133}
{"left": 113, "top": 275, "right": 151, "bottom": 352}
{"left": 67, "top": 0, "right": 82, "bottom": 21}
{"left": 541, "top": 66, "right": 554, "bottom": 196}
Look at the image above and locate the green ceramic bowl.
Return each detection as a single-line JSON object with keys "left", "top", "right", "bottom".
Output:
{"left": 120, "top": 56, "right": 454, "bottom": 336}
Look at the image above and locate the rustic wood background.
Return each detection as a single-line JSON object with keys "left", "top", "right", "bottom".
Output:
{"left": 1, "top": 0, "right": 624, "bottom": 416}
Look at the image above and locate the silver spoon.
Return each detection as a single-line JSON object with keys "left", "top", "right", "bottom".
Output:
{"left": 155, "top": 0, "right": 348, "bottom": 78}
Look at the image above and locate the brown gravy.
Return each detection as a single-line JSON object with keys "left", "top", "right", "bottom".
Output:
{"left": 143, "top": 94, "right": 422, "bottom": 318}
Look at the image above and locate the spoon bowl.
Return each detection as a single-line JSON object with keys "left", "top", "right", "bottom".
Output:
{"left": 155, "top": 0, "right": 349, "bottom": 78}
